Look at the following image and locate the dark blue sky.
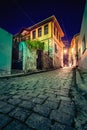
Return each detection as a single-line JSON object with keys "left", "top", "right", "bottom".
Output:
{"left": 0, "top": 0, "right": 86, "bottom": 44}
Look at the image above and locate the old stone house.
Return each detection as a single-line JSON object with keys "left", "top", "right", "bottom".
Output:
{"left": 13, "top": 15, "right": 64, "bottom": 72}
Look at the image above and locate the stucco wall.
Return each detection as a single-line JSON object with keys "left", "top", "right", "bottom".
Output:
{"left": 19, "top": 41, "right": 37, "bottom": 72}
{"left": 78, "top": 1, "right": 87, "bottom": 70}
{"left": 0, "top": 28, "right": 12, "bottom": 75}
{"left": 53, "top": 40, "right": 63, "bottom": 68}
{"left": 78, "top": 50, "right": 87, "bottom": 71}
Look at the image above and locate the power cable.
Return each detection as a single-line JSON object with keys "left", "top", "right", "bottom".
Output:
{"left": 60, "top": 18, "right": 69, "bottom": 44}
{"left": 12, "top": 0, "right": 35, "bottom": 25}
{"left": 61, "top": 19, "right": 68, "bottom": 39}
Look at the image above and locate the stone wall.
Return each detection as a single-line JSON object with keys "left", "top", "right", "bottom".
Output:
{"left": 54, "top": 55, "right": 61, "bottom": 68}
{"left": 78, "top": 50, "right": 87, "bottom": 72}
{"left": 25, "top": 50, "right": 37, "bottom": 72}
{"left": 42, "top": 53, "right": 53, "bottom": 69}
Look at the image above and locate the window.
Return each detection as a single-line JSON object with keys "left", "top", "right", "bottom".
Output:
{"left": 44, "top": 24, "right": 48, "bottom": 35}
{"left": 28, "top": 36, "right": 30, "bottom": 40}
{"left": 32, "top": 30, "right": 36, "bottom": 39}
{"left": 21, "top": 37, "right": 26, "bottom": 41}
{"left": 25, "top": 36, "right": 30, "bottom": 40}
{"left": 59, "top": 35, "right": 61, "bottom": 42}
{"left": 82, "top": 35, "right": 86, "bottom": 53}
{"left": 78, "top": 48, "right": 81, "bottom": 59}
{"left": 17, "top": 37, "right": 19, "bottom": 42}
{"left": 55, "top": 44, "right": 58, "bottom": 53}
{"left": 13, "top": 38, "right": 17, "bottom": 43}
{"left": 57, "top": 31, "right": 58, "bottom": 39}
{"left": 55, "top": 28, "right": 57, "bottom": 37}
{"left": 38, "top": 27, "right": 42, "bottom": 37}
{"left": 54, "top": 27, "right": 56, "bottom": 35}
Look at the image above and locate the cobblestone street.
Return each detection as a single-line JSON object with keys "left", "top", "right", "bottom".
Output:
{"left": 71, "top": 68, "right": 87, "bottom": 130}
{"left": 0, "top": 68, "right": 75, "bottom": 130}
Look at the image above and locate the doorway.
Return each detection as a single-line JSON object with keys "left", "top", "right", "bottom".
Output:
{"left": 37, "top": 50, "right": 43, "bottom": 70}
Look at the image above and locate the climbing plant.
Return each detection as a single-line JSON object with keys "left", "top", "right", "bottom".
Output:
{"left": 26, "top": 40, "right": 44, "bottom": 51}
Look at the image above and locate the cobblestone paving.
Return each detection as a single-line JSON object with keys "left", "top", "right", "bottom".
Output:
{"left": 0, "top": 68, "right": 75, "bottom": 130}
{"left": 71, "top": 69, "right": 87, "bottom": 130}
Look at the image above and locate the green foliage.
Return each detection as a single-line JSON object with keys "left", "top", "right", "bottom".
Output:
{"left": 26, "top": 40, "right": 44, "bottom": 50}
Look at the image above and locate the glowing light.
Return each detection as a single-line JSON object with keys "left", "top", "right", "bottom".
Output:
{"left": 72, "top": 48, "right": 73, "bottom": 53}
{"left": 64, "top": 49, "right": 67, "bottom": 54}
{"left": 69, "top": 63, "right": 72, "bottom": 67}
{"left": 63, "top": 64, "right": 68, "bottom": 68}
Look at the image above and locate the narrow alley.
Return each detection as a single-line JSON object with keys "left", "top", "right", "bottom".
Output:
{"left": 0, "top": 67, "right": 76, "bottom": 130}
{"left": 0, "top": 1, "right": 87, "bottom": 130}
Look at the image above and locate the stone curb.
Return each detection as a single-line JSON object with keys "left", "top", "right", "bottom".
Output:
{"left": 76, "top": 69, "right": 83, "bottom": 84}
{"left": 0, "top": 69, "right": 56, "bottom": 79}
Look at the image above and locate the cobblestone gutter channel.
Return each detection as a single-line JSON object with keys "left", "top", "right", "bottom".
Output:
{"left": 71, "top": 68, "right": 87, "bottom": 130}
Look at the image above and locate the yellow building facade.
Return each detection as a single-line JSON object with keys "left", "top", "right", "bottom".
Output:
{"left": 69, "top": 34, "right": 79, "bottom": 67}
{"left": 13, "top": 15, "right": 64, "bottom": 70}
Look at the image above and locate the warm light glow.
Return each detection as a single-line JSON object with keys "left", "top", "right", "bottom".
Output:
{"left": 63, "top": 64, "right": 68, "bottom": 68}
{"left": 72, "top": 48, "right": 73, "bottom": 53}
{"left": 69, "top": 63, "right": 72, "bottom": 67}
{"left": 64, "top": 49, "right": 67, "bottom": 54}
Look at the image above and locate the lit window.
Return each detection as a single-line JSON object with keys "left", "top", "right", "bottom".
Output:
{"left": 32, "top": 30, "right": 36, "bottom": 39}
{"left": 38, "top": 27, "right": 42, "bottom": 37}
{"left": 44, "top": 24, "right": 48, "bottom": 35}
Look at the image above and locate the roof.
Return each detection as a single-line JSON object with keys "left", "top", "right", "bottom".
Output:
{"left": 73, "top": 33, "right": 80, "bottom": 38}
{"left": 14, "top": 15, "right": 64, "bottom": 37}
{"left": 27, "top": 15, "right": 64, "bottom": 37}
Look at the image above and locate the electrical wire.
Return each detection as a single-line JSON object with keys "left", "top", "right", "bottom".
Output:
{"left": 12, "top": 0, "right": 35, "bottom": 25}
{"left": 60, "top": 18, "right": 69, "bottom": 42}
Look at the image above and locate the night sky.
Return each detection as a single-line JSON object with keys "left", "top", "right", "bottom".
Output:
{"left": 0, "top": 0, "right": 86, "bottom": 44}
